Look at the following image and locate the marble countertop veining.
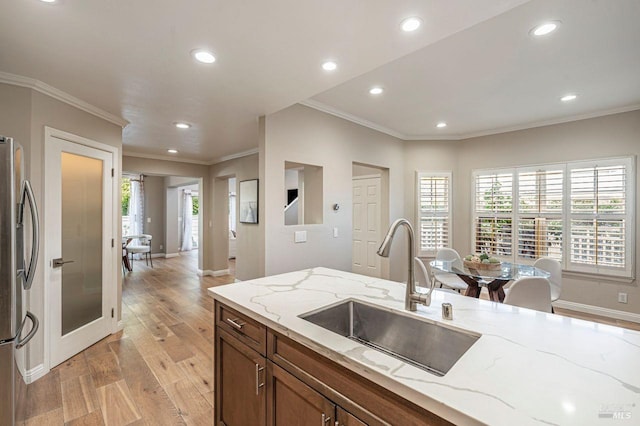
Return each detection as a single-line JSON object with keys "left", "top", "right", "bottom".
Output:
{"left": 208, "top": 267, "right": 640, "bottom": 425}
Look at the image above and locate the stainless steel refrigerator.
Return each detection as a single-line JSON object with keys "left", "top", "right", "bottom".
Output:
{"left": 0, "top": 136, "right": 40, "bottom": 425}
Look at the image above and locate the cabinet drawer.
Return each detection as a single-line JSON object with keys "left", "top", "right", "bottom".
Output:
{"left": 216, "top": 301, "right": 266, "bottom": 356}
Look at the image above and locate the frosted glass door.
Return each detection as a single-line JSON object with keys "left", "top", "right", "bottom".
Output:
{"left": 61, "top": 153, "right": 103, "bottom": 335}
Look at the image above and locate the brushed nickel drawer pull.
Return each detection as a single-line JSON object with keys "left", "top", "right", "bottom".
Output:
{"left": 255, "top": 363, "right": 265, "bottom": 395}
{"left": 321, "top": 413, "right": 331, "bottom": 425}
{"left": 226, "top": 317, "right": 245, "bottom": 330}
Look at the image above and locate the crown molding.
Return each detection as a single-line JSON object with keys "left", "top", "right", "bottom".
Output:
{"left": 299, "top": 99, "right": 407, "bottom": 140}
{"left": 123, "top": 151, "right": 211, "bottom": 165}
{"left": 0, "top": 71, "right": 129, "bottom": 128}
{"left": 124, "top": 147, "right": 259, "bottom": 166}
{"left": 301, "top": 98, "right": 640, "bottom": 142}
{"left": 210, "top": 147, "right": 259, "bottom": 165}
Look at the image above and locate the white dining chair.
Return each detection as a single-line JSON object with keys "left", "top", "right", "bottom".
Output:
{"left": 533, "top": 257, "right": 562, "bottom": 302}
{"left": 503, "top": 277, "right": 552, "bottom": 313}
{"left": 433, "top": 248, "right": 469, "bottom": 293}
{"left": 127, "top": 234, "right": 153, "bottom": 269}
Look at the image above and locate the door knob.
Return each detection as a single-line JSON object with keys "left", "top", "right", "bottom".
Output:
{"left": 52, "top": 258, "right": 75, "bottom": 268}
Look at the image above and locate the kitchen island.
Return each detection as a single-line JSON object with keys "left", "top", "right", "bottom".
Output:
{"left": 208, "top": 267, "right": 640, "bottom": 425}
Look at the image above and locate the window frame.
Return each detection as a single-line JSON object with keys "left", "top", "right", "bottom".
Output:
{"left": 471, "top": 156, "right": 635, "bottom": 279}
{"left": 415, "top": 171, "right": 452, "bottom": 257}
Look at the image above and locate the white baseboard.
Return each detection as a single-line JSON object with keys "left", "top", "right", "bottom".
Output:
{"left": 553, "top": 300, "right": 640, "bottom": 324}
{"left": 25, "top": 363, "right": 47, "bottom": 384}
{"left": 116, "top": 320, "right": 124, "bottom": 332}
{"left": 165, "top": 253, "right": 179, "bottom": 258}
{"left": 197, "top": 269, "right": 230, "bottom": 277}
{"left": 150, "top": 253, "right": 165, "bottom": 259}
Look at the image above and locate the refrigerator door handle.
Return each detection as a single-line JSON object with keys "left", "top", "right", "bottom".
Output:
{"left": 18, "top": 180, "right": 39, "bottom": 290}
{"left": 16, "top": 311, "right": 39, "bottom": 349}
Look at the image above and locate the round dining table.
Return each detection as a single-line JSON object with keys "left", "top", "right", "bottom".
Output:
{"left": 430, "top": 259, "right": 550, "bottom": 303}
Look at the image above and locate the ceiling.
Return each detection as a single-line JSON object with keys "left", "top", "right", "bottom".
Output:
{"left": 0, "top": 0, "right": 530, "bottom": 164}
{"left": 2, "top": 1, "right": 637, "bottom": 162}
{"left": 311, "top": 0, "right": 640, "bottom": 139}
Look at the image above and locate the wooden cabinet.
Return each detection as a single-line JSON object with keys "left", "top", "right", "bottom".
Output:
{"left": 215, "top": 301, "right": 451, "bottom": 426}
{"left": 267, "top": 362, "right": 336, "bottom": 426}
{"left": 337, "top": 408, "right": 368, "bottom": 426}
{"left": 216, "top": 327, "right": 266, "bottom": 426}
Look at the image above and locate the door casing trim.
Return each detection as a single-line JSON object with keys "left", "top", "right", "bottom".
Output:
{"left": 43, "top": 126, "right": 120, "bottom": 374}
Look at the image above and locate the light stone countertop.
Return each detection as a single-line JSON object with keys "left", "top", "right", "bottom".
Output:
{"left": 208, "top": 267, "right": 640, "bottom": 425}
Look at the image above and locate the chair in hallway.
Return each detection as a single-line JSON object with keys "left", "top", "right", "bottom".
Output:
{"left": 504, "top": 277, "right": 552, "bottom": 313}
{"left": 127, "top": 234, "right": 153, "bottom": 269}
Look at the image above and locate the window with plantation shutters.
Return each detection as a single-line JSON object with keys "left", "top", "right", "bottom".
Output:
{"left": 472, "top": 156, "right": 634, "bottom": 279}
{"left": 416, "top": 172, "right": 451, "bottom": 256}
{"left": 568, "top": 159, "right": 633, "bottom": 277}
{"left": 473, "top": 172, "right": 513, "bottom": 257}
{"left": 517, "top": 168, "right": 563, "bottom": 261}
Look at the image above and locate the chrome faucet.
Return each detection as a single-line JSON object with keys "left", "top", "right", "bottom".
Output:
{"left": 377, "top": 218, "right": 432, "bottom": 311}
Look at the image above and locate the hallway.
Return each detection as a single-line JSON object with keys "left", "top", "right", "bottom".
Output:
{"left": 22, "top": 251, "right": 233, "bottom": 425}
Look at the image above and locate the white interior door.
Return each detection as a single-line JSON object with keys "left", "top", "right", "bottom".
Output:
{"left": 45, "top": 134, "right": 115, "bottom": 368}
{"left": 352, "top": 176, "right": 382, "bottom": 277}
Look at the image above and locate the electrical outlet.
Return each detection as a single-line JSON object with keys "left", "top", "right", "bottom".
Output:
{"left": 159, "top": 245, "right": 163, "bottom": 250}
{"left": 618, "top": 292, "right": 628, "bottom": 304}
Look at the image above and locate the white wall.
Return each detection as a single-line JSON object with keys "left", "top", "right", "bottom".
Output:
{"left": 404, "top": 110, "right": 640, "bottom": 314}
{"left": 261, "top": 104, "right": 406, "bottom": 281}
{"left": 209, "top": 153, "right": 260, "bottom": 280}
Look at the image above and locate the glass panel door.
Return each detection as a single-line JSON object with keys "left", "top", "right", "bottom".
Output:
{"left": 61, "top": 153, "right": 103, "bottom": 335}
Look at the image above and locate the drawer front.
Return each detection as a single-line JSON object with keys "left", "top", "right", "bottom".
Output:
{"left": 216, "top": 302, "right": 266, "bottom": 355}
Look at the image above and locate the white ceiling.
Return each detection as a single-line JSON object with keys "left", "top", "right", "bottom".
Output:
{"left": 4, "top": 1, "right": 636, "bottom": 161}
{"left": 0, "top": 0, "right": 530, "bottom": 163}
{"left": 311, "top": 0, "right": 640, "bottom": 139}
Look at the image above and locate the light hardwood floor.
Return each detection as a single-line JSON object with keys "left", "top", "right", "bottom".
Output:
{"left": 24, "top": 255, "right": 639, "bottom": 425}
{"left": 23, "top": 250, "right": 232, "bottom": 426}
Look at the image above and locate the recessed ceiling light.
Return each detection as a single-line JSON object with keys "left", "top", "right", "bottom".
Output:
{"left": 530, "top": 21, "right": 561, "bottom": 37}
{"left": 322, "top": 61, "right": 337, "bottom": 71}
{"left": 436, "top": 122, "right": 447, "bottom": 128}
{"left": 560, "top": 94, "right": 577, "bottom": 102}
{"left": 175, "top": 122, "right": 191, "bottom": 129}
{"left": 39, "top": 0, "right": 56, "bottom": 3}
{"left": 369, "top": 87, "right": 384, "bottom": 95}
{"left": 401, "top": 17, "right": 422, "bottom": 32}
{"left": 191, "top": 49, "right": 216, "bottom": 64}
{"left": 167, "top": 149, "right": 178, "bottom": 154}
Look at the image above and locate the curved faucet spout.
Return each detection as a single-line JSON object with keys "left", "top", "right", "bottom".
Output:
{"left": 377, "top": 218, "right": 428, "bottom": 311}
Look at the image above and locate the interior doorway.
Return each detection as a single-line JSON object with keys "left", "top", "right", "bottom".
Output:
{"left": 228, "top": 177, "right": 237, "bottom": 274}
{"left": 352, "top": 163, "right": 390, "bottom": 279}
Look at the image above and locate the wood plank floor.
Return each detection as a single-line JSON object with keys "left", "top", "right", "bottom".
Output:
{"left": 24, "top": 254, "right": 639, "bottom": 425}
{"left": 23, "top": 250, "right": 232, "bottom": 426}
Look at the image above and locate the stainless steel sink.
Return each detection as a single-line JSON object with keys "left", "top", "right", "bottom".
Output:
{"left": 300, "top": 300, "right": 480, "bottom": 376}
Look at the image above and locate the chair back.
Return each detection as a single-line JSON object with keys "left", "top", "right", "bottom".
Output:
{"left": 140, "top": 234, "right": 153, "bottom": 246}
{"left": 435, "top": 248, "right": 461, "bottom": 262}
{"left": 504, "top": 277, "right": 552, "bottom": 313}
{"left": 533, "top": 257, "right": 562, "bottom": 301}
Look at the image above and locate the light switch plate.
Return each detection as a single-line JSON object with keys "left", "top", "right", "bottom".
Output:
{"left": 333, "top": 227, "right": 338, "bottom": 238}
{"left": 147, "top": 217, "right": 151, "bottom": 223}
{"left": 294, "top": 231, "right": 307, "bottom": 243}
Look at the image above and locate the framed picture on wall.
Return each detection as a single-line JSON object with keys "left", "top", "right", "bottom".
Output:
{"left": 239, "top": 179, "right": 259, "bottom": 224}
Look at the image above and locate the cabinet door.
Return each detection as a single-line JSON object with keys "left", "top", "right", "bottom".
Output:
{"left": 216, "top": 328, "right": 266, "bottom": 426}
{"left": 336, "top": 408, "right": 368, "bottom": 426}
{"left": 268, "top": 362, "right": 336, "bottom": 426}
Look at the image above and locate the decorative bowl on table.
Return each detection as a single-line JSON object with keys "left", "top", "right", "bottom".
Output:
{"left": 463, "top": 254, "right": 502, "bottom": 270}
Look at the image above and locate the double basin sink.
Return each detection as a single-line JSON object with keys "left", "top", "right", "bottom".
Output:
{"left": 301, "top": 300, "right": 480, "bottom": 376}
